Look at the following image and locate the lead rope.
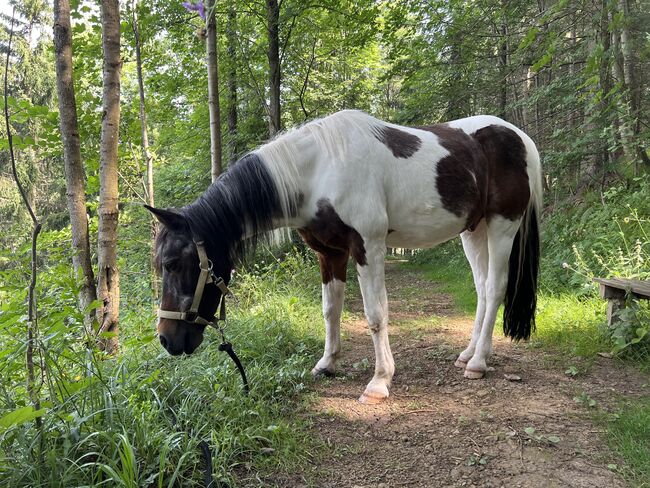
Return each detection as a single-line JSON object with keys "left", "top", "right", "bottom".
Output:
{"left": 211, "top": 292, "right": 250, "bottom": 395}
{"left": 200, "top": 276, "right": 249, "bottom": 487}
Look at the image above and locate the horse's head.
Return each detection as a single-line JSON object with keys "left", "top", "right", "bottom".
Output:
{"left": 146, "top": 205, "right": 232, "bottom": 355}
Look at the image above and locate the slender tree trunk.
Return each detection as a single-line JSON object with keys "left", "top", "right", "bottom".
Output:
{"left": 617, "top": 0, "right": 649, "bottom": 169}
{"left": 226, "top": 4, "right": 238, "bottom": 165}
{"left": 132, "top": 2, "right": 158, "bottom": 301}
{"left": 5, "top": 7, "right": 42, "bottom": 438}
{"left": 206, "top": 0, "right": 222, "bottom": 181}
{"left": 267, "top": 0, "right": 281, "bottom": 136}
{"left": 498, "top": 2, "right": 508, "bottom": 120}
{"left": 611, "top": 14, "right": 635, "bottom": 170}
{"left": 53, "top": 0, "right": 98, "bottom": 330}
{"left": 97, "top": 0, "right": 121, "bottom": 354}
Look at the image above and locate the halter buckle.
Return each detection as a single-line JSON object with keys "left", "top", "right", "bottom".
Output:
{"left": 201, "top": 259, "right": 214, "bottom": 272}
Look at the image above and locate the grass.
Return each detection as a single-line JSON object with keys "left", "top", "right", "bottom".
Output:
{"left": 404, "top": 242, "right": 613, "bottom": 358}
{"left": 605, "top": 399, "right": 650, "bottom": 487}
{"left": 530, "top": 293, "right": 609, "bottom": 358}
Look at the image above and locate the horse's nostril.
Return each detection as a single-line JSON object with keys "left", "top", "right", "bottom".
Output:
{"left": 159, "top": 335, "right": 169, "bottom": 350}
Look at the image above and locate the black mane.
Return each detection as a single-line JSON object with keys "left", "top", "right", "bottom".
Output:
{"left": 179, "top": 153, "right": 285, "bottom": 263}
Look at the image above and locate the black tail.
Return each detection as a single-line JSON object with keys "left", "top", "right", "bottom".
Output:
{"left": 503, "top": 205, "right": 540, "bottom": 341}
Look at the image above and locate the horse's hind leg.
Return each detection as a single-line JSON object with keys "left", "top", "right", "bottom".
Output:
{"left": 455, "top": 220, "right": 488, "bottom": 368}
{"left": 465, "top": 216, "right": 521, "bottom": 379}
{"left": 312, "top": 250, "right": 349, "bottom": 377}
{"left": 356, "top": 240, "right": 395, "bottom": 404}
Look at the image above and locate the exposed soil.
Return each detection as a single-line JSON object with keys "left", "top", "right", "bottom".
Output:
{"left": 252, "top": 261, "right": 649, "bottom": 488}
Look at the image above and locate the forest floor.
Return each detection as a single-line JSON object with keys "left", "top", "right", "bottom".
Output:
{"left": 251, "top": 261, "right": 649, "bottom": 488}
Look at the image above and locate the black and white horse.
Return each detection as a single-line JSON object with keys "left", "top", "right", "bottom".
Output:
{"left": 147, "top": 110, "right": 541, "bottom": 404}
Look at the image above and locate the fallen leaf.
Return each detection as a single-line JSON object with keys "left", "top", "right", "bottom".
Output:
{"left": 597, "top": 352, "right": 613, "bottom": 359}
{"left": 547, "top": 435, "right": 560, "bottom": 444}
{"left": 504, "top": 374, "right": 522, "bottom": 381}
{"left": 260, "top": 447, "right": 276, "bottom": 455}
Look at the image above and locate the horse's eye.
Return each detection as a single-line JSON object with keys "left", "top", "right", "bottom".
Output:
{"left": 164, "top": 261, "right": 179, "bottom": 273}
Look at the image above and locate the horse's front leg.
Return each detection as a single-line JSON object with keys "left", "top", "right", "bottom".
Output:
{"left": 356, "top": 241, "right": 394, "bottom": 404}
{"left": 312, "top": 251, "right": 348, "bottom": 377}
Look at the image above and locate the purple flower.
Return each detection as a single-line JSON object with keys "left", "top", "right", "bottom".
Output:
{"left": 182, "top": 1, "right": 206, "bottom": 21}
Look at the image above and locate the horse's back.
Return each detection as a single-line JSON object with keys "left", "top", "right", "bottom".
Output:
{"left": 381, "top": 115, "right": 541, "bottom": 248}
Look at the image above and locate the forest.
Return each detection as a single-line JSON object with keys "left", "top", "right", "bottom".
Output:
{"left": 1, "top": 0, "right": 649, "bottom": 486}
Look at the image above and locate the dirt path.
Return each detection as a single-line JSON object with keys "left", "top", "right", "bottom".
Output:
{"left": 267, "top": 262, "right": 649, "bottom": 487}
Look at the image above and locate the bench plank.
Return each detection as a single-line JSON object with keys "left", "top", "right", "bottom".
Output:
{"left": 593, "top": 278, "right": 650, "bottom": 300}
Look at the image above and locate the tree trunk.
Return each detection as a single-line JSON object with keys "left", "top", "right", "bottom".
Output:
{"left": 498, "top": 2, "right": 508, "bottom": 120}
{"left": 132, "top": 1, "right": 158, "bottom": 301}
{"left": 53, "top": 0, "right": 98, "bottom": 331}
{"left": 617, "top": 0, "right": 649, "bottom": 169}
{"left": 5, "top": 6, "right": 42, "bottom": 439}
{"left": 206, "top": 0, "right": 222, "bottom": 181}
{"left": 226, "top": 3, "right": 238, "bottom": 165}
{"left": 267, "top": 0, "right": 281, "bottom": 137}
{"left": 97, "top": 0, "right": 121, "bottom": 354}
{"left": 611, "top": 13, "right": 635, "bottom": 170}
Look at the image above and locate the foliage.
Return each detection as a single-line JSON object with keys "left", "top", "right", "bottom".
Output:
{"left": 0, "top": 242, "right": 325, "bottom": 486}
{"left": 542, "top": 180, "right": 650, "bottom": 355}
{"left": 605, "top": 399, "right": 650, "bottom": 485}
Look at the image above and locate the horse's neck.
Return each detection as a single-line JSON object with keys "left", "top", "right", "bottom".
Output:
{"left": 256, "top": 129, "right": 319, "bottom": 229}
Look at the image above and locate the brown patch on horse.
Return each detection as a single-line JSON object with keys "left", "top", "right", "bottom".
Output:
{"left": 315, "top": 251, "right": 349, "bottom": 283}
{"left": 298, "top": 199, "right": 366, "bottom": 283}
{"left": 472, "top": 125, "right": 529, "bottom": 220}
{"left": 374, "top": 126, "right": 422, "bottom": 159}
{"left": 418, "top": 124, "right": 487, "bottom": 231}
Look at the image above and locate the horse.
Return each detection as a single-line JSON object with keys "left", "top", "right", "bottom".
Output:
{"left": 146, "top": 109, "right": 541, "bottom": 404}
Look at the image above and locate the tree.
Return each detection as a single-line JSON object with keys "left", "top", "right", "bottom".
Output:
{"left": 267, "top": 0, "right": 281, "bottom": 136}
{"left": 226, "top": 3, "right": 238, "bottom": 164}
{"left": 53, "top": 0, "right": 98, "bottom": 330}
{"left": 3, "top": 4, "right": 42, "bottom": 439}
{"left": 131, "top": 0, "right": 158, "bottom": 299}
{"left": 97, "top": 0, "right": 121, "bottom": 353}
{"left": 206, "top": 0, "right": 222, "bottom": 180}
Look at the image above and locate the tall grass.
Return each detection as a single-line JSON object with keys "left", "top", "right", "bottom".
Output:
{"left": 605, "top": 400, "right": 650, "bottom": 487}
{"left": 0, "top": 249, "right": 326, "bottom": 486}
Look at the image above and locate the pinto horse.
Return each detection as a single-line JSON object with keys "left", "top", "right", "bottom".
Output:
{"left": 147, "top": 110, "right": 541, "bottom": 404}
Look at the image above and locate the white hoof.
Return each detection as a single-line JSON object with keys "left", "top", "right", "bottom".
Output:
{"left": 359, "top": 381, "right": 389, "bottom": 404}
{"left": 312, "top": 367, "right": 335, "bottom": 378}
{"left": 464, "top": 368, "right": 485, "bottom": 379}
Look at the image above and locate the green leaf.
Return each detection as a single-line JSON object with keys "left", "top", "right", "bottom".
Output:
{"left": 0, "top": 406, "right": 47, "bottom": 430}
{"left": 532, "top": 52, "right": 553, "bottom": 72}
{"left": 524, "top": 426, "right": 536, "bottom": 436}
{"left": 84, "top": 299, "right": 103, "bottom": 312}
{"left": 519, "top": 27, "right": 539, "bottom": 50}
{"left": 547, "top": 435, "right": 560, "bottom": 444}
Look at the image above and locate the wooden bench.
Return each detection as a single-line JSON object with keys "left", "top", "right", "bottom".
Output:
{"left": 593, "top": 278, "right": 650, "bottom": 326}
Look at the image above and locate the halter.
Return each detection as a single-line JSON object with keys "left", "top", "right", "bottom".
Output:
{"left": 157, "top": 240, "right": 249, "bottom": 394}
{"left": 157, "top": 240, "right": 231, "bottom": 330}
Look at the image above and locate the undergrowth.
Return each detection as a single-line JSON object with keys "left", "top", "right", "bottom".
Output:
{"left": 0, "top": 242, "right": 325, "bottom": 487}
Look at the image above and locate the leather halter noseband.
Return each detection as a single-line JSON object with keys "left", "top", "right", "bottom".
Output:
{"left": 156, "top": 240, "right": 249, "bottom": 394}
{"left": 157, "top": 240, "right": 231, "bottom": 329}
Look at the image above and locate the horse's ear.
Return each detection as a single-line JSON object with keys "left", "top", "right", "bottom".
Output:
{"left": 144, "top": 205, "right": 188, "bottom": 233}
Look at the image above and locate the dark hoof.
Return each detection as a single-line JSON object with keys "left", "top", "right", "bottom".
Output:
{"left": 312, "top": 367, "right": 335, "bottom": 378}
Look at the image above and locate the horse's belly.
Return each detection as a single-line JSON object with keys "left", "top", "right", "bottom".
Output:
{"left": 386, "top": 208, "right": 466, "bottom": 249}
